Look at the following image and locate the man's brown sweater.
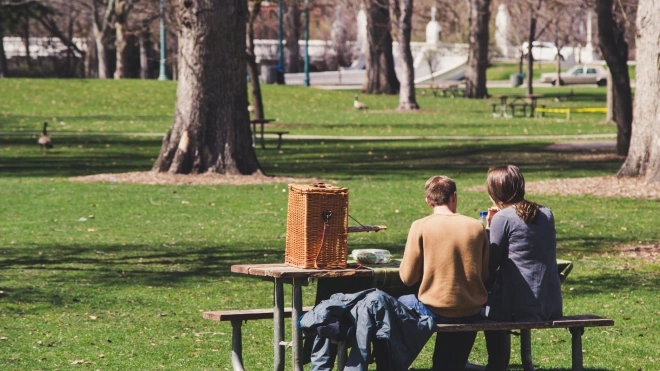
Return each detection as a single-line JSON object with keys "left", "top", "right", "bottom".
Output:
{"left": 400, "top": 213, "right": 489, "bottom": 317}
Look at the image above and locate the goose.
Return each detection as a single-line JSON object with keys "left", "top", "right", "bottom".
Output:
{"left": 38, "top": 122, "right": 53, "bottom": 150}
{"left": 247, "top": 104, "right": 255, "bottom": 115}
{"left": 353, "top": 94, "right": 368, "bottom": 110}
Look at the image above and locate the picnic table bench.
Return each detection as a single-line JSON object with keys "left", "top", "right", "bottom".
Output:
{"left": 203, "top": 261, "right": 613, "bottom": 371}
{"left": 422, "top": 83, "right": 465, "bottom": 98}
{"left": 250, "top": 119, "right": 289, "bottom": 149}
{"left": 492, "top": 94, "right": 544, "bottom": 118}
{"left": 535, "top": 107, "right": 607, "bottom": 120}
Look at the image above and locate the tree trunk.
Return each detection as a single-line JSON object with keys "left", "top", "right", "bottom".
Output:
{"left": 465, "top": 0, "right": 491, "bottom": 99}
{"left": 283, "top": 0, "right": 300, "bottom": 73}
{"left": 139, "top": 32, "right": 149, "bottom": 79}
{"left": 526, "top": 10, "right": 536, "bottom": 96}
{"left": 597, "top": 0, "right": 633, "bottom": 156}
{"left": 92, "top": 24, "right": 109, "bottom": 78}
{"left": 0, "top": 27, "right": 7, "bottom": 78}
{"left": 390, "top": 0, "right": 417, "bottom": 109}
{"left": 23, "top": 16, "right": 31, "bottom": 70}
{"left": 555, "top": 46, "right": 561, "bottom": 86}
{"left": 114, "top": 0, "right": 129, "bottom": 79}
{"left": 362, "top": 0, "right": 399, "bottom": 95}
{"left": 617, "top": 0, "right": 660, "bottom": 183}
{"left": 247, "top": 1, "right": 265, "bottom": 120}
{"left": 153, "top": 0, "right": 261, "bottom": 175}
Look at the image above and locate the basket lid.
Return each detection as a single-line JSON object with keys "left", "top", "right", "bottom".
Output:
{"left": 289, "top": 183, "right": 348, "bottom": 194}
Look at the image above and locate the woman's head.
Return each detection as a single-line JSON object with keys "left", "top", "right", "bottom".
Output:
{"left": 487, "top": 165, "right": 539, "bottom": 223}
{"left": 487, "top": 165, "right": 526, "bottom": 208}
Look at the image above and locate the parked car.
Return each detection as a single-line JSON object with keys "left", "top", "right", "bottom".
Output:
{"left": 539, "top": 65, "right": 608, "bottom": 86}
{"left": 521, "top": 41, "right": 571, "bottom": 61}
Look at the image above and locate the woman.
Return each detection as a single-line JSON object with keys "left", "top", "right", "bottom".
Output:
{"left": 483, "top": 165, "right": 563, "bottom": 371}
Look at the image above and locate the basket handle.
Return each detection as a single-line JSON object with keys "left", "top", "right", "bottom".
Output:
{"left": 313, "top": 182, "right": 326, "bottom": 188}
{"left": 313, "top": 211, "right": 332, "bottom": 269}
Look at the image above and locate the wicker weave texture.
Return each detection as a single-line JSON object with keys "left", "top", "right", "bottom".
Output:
{"left": 285, "top": 184, "right": 348, "bottom": 269}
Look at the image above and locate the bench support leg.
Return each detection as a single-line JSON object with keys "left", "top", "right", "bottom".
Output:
{"left": 231, "top": 320, "right": 246, "bottom": 371}
{"left": 276, "top": 134, "right": 283, "bottom": 150}
{"left": 570, "top": 327, "right": 584, "bottom": 371}
{"left": 292, "top": 278, "right": 304, "bottom": 371}
{"left": 274, "top": 280, "right": 285, "bottom": 371}
{"left": 520, "top": 329, "right": 535, "bottom": 371}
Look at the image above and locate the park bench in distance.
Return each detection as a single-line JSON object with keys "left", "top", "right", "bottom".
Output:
{"left": 202, "top": 308, "right": 613, "bottom": 371}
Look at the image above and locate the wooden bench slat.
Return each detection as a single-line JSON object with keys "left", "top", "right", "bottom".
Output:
{"left": 434, "top": 314, "right": 613, "bottom": 333}
{"left": 203, "top": 306, "right": 313, "bottom": 322}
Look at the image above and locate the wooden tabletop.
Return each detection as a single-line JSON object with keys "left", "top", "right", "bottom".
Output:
{"left": 231, "top": 263, "right": 374, "bottom": 279}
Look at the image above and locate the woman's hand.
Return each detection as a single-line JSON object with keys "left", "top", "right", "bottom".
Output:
{"left": 486, "top": 207, "right": 499, "bottom": 228}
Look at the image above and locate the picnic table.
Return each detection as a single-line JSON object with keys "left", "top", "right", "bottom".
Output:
{"left": 250, "top": 119, "right": 288, "bottom": 149}
{"left": 492, "top": 94, "right": 544, "bottom": 118}
{"left": 230, "top": 263, "right": 379, "bottom": 371}
{"left": 226, "top": 260, "right": 576, "bottom": 371}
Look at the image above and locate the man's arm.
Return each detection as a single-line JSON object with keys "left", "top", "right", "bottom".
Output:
{"left": 480, "top": 230, "right": 490, "bottom": 285}
{"left": 399, "top": 222, "right": 423, "bottom": 286}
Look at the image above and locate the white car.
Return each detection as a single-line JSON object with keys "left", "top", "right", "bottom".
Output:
{"left": 539, "top": 65, "right": 608, "bottom": 86}
{"left": 521, "top": 41, "right": 571, "bottom": 61}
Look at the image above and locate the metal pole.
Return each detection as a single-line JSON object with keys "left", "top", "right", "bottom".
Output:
{"left": 278, "top": 1, "right": 284, "bottom": 68}
{"left": 273, "top": 280, "right": 285, "bottom": 371}
{"left": 157, "top": 0, "right": 169, "bottom": 80}
{"left": 303, "top": 0, "right": 310, "bottom": 87}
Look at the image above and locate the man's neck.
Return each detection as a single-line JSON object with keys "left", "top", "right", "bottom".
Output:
{"left": 432, "top": 205, "right": 455, "bottom": 215}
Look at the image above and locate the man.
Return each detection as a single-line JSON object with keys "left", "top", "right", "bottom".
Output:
{"left": 399, "top": 175, "right": 489, "bottom": 371}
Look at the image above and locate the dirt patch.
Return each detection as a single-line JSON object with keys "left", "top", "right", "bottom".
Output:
{"left": 469, "top": 176, "right": 660, "bottom": 199}
{"left": 70, "top": 171, "right": 317, "bottom": 186}
{"left": 606, "top": 243, "right": 660, "bottom": 263}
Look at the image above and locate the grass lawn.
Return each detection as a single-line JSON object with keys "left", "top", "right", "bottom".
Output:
{"left": 0, "top": 79, "right": 658, "bottom": 370}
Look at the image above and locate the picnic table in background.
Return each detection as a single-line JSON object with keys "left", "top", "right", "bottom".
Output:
{"left": 250, "top": 119, "right": 289, "bottom": 149}
{"left": 492, "top": 94, "right": 544, "bottom": 118}
{"left": 422, "top": 82, "right": 465, "bottom": 98}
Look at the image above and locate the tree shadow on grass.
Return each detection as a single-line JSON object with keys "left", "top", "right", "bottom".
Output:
{"left": 0, "top": 242, "right": 285, "bottom": 308}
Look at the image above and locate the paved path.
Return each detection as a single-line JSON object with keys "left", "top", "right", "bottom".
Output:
{"left": 1, "top": 131, "right": 615, "bottom": 141}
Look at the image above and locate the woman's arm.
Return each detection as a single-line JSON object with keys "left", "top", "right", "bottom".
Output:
{"left": 488, "top": 215, "right": 509, "bottom": 278}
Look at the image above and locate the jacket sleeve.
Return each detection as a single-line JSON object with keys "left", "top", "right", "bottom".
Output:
{"left": 481, "top": 228, "right": 490, "bottom": 285}
{"left": 488, "top": 214, "right": 509, "bottom": 278}
{"left": 399, "top": 221, "right": 423, "bottom": 286}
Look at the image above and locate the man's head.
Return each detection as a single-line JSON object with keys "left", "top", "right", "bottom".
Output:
{"left": 424, "top": 176, "right": 457, "bottom": 210}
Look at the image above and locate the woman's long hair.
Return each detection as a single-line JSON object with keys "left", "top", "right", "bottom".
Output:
{"left": 487, "top": 165, "right": 540, "bottom": 223}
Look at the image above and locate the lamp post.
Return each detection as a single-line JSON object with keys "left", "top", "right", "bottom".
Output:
{"left": 303, "top": 0, "right": 310, "bottom": 87}
{"left": 277, "top": 0, "right": 284, "bottom": 71}
{"left": 157, "top": 0, "right": 169, "bottom": 80}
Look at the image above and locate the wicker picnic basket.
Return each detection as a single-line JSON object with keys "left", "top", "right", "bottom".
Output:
{"left": 285, "top": 183, "right": 349, "bottom": 269}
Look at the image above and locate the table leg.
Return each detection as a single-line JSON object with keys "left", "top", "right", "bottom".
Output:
{"left": 231, "top": 319, "right": 246, "bottom": 371}
{"left": 569, "top": 327, "right": 584, "bottom": 371}
{"left": 273, "top": 280, "right": 285, "bottom": 371}
{"left": 252, "top": 121, "right": 257, "bottom": 148}
{"left": 292, "top": 278, "right": 304, "bottom": 371}
{"left": 261, "top": 122, "right": 266, "bottom": 149}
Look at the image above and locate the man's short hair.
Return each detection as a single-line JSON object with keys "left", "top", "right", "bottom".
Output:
{"left": 424, "top": 176, "right": 457, "bottom": 206}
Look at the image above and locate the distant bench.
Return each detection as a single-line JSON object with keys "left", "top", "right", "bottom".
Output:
{"left": 203, "top": 307, "right": 613, "bottom": 371}
{"left": 250, "top": 119, "right": 289, "bottom": 149}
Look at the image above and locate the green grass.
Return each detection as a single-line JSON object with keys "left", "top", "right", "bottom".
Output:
{"left": 0, "top": 79, "right": 617, "bottom": 137}
{"left": 0, "top": 79, "right": 658, "bottom": 370}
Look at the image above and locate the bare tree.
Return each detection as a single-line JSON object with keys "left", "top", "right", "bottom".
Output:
{"left": 247, "top": 0, "right": 265, "bottom": 120}
{"left": 153, "top": 0, "right": 260, "bottom": 175}
{"left": 597, "top": 0, "right": 633, "bottom": 156}
{"left": 617, "top": 0, "right": 659, "bottom": 183}
{"left": 390, "top": 0, "right": 417, "bottom": 109}
{"left": 90, "top": 0, "right": 114, "bottom": 78}
{"left": 113, "top": 0, "right": 134, "bottom": 79}
{"left": 362, "top": 0, "right": 399, "bottom": 94}
{"left": 464, "top": 0, "right": 491, "bottom": 98}
{"left": 283, "top": 0, "right": 300, "bottom": 73}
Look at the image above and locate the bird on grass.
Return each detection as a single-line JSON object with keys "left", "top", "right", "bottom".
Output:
{"left": 38, "top": 122, "right": 53, "bottom": 151}
{"left": 353, "top": 94, "right": 368, "bottom": 110}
